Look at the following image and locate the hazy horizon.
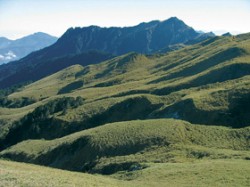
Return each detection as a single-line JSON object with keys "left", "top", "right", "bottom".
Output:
{"left": 0, "top": 0, "right": 249, "bottom": 39}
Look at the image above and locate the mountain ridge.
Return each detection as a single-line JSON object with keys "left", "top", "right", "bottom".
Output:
{"left": 56, "top": 17, "right": 202, "bottom": 56}
{"left": 0, "top": 32, "right": 57, "bottom": 64}
{"left": 0, "top": 17, "right": 215, "bottom": 89}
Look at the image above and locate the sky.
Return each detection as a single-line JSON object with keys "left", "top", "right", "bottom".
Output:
{"left": 0, "top": 0, "right": 250, "bottom": 39}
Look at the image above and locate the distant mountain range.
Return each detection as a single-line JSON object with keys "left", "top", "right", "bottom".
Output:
{"left": 48, "top": 17, "right": 214, "bottom": 56}
{"left": 0, "top": 17, "right": 215, "bottom": 88}
{"left": 0, "top": 32, "right": 58, "bottom": 64}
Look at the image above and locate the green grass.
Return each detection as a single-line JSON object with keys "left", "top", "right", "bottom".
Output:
{"left": 1, "top": 33, "right": 249, "bottom": 129}
{"left": 1, "top": 33, "right": 250, "bottom": 186}
{"left": 1, "top": 159, "right": 250, "bottom": 187}
{"left": 0, "top": 160, "right": 123, "bottom": 187}
{"left": 1, "top": 119, "right": 249, "bottom": 173}
{"left": 118, "top": 159, "right": 250, "bottom": 187}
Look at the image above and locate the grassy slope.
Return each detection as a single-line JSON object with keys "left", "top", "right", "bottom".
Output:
{"left": 0, "top": 160, "right": 123, "bottom": 187}
{"left": 0, "top": 34, "right": 250, "bottom": 186}
{"left": 123, "top": 159, "right": 250, "bottom": 187}
{"left": 1, "top": 159, "right": 250, "bottom": 187}
{"left": 2, "top": 34, "right": 249, "bottom": 128}
{"left": 1, "top": 119, "right": 249, "bottom": 172}
{"left": 0, "top": 34, "right": 249, "bottom": 146}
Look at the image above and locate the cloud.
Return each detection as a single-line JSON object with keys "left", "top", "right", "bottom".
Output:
{"left": 6, "top": 51, "right": 17, "bottom": 58}
{"left": 0, "top": 51, "right": 17, "bottom": 63}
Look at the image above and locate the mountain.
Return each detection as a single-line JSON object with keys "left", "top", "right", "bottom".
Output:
{"left": 0, "top": 32, "right": 58, "bottom": 64}
{"left": 0, "top": 31, "right": 249, "bottom": 186}
{"left": 0, "top": 17, "right": 215, "bottom": 89}
{"left": 0, "top": 37, "right": 12, "bottom": 48}
{"left": 36, "top": 17, "right": 214, "bottom": 57}
{"left": 53, "top": 17, "right": 200, "bottom": 56}
{"left": 222, "top": 32, "right": 232, "bottom": 37}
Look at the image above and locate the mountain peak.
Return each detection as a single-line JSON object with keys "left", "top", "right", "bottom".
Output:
{"left": 0, "top": 18, "right": 215, "bottom": 88}
{"left": 162, "top": 17, "right": 183, "bottom": 23}
{"left": 222, "top": 32, "right": 232, "bottom": 37}
{"left": 26, "top": 32, "right": 57, "bottom": 40}
{"left": 57, "top": 17, "right": 200, "bottom": 56}
{"left": 0, "top": 32, "right": 58, "bottom": 65}
{"left": 167, "top": 16, "right": 180, "bottom": 21}
{"left": 33, "top": 32, "right": 48, "bottom": 35}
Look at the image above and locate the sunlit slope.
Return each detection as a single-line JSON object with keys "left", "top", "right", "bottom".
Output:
{"left": 0, "top": 160, "right": 250, "bottom": 187}
{"left": 1, "top": 159, "right": 250, "bottom": 187}
{"left": 8, "top": 33, "right": 250, "bottom": 100}
{"left": 0, "top": 160, "right": 124, "bottom": 187}
{"left": 1, "top": 119, "right": 249, "bottom": 172}
{"left": 1, "top": 34, "right": 249, "bottom": 141}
